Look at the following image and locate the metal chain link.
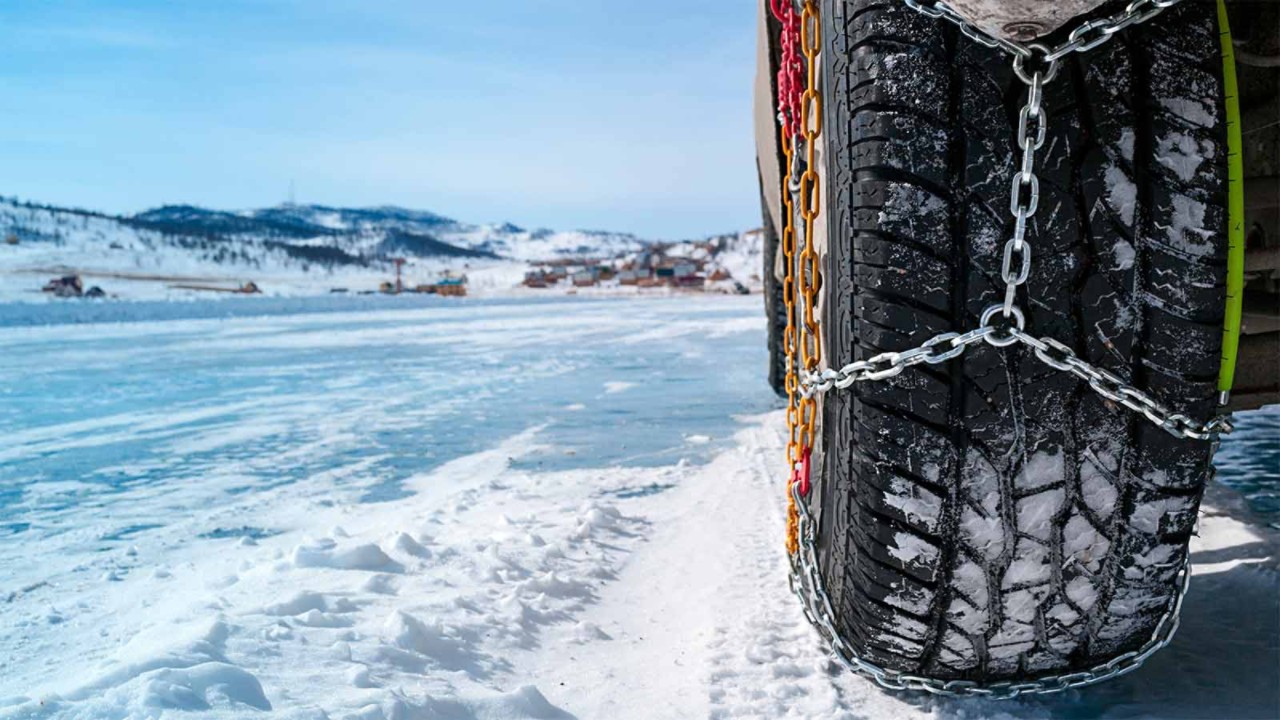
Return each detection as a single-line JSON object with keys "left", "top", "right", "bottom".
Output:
{"left": 801, "top": 326, "right": 994, "bottom": 394}
{"left": 782, "top": 0, "right": 1233, "bottom": 700}
{"left": 1002, "top": 64, "right": 1047, "bottom": 317}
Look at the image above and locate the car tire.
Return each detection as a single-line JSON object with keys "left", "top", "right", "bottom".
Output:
{"left": 808, "top": 0, "right": 1229, "bottom": 681}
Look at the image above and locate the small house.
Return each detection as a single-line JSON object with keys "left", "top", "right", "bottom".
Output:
{"left": 423, "top": 273, "right": 468, "bottom": 297}
{"left": 42, "top": 275, "right": 83, "bottom": 298}
{"left": 675, "top": 273, "right": 705, "bottom": 289}
{"left": 435, "top": 278, "right": 467, "bottom": 297}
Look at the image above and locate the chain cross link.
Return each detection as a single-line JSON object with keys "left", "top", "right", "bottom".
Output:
{"left": 801, "top": 326, "right": 993, "bottom": 395}
{"left": 803, "top": 321, "right": 1233, "bottom": 440}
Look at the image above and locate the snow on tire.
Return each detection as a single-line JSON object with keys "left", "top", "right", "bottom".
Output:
{"left": 809, "top": 0, "right": 1228, "bottom": 681}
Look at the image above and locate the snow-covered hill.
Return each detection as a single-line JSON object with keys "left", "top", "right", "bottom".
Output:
{"left": 129, "top": 203, "right": 648, "bottom": 263}
{"left": 0, "top": 196, "right": 762, "bottom": 302}
{"left": 655, "top": 231, "right": 766, "bottom": 289}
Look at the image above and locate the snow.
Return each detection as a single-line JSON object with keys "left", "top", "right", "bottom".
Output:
{"left": 1, "top": 296, "right": 1277, "bottom": 719}
{"left": 953, "top": 560, "right": 991, "bottom": 615}
{"left": 702, "top": 231, "right": 764, "bottom": 291}
{"left": 133, "top": 203, "right": 649, "bottom": 265}
{"left": 1080, "top": 454, "right": 1119, "bottom": 520}
{"left": 292, "top": 538, "right": 402, "bottom": 572}
{"left": 1103, "top": 162, "right": 1138, "bottom": 228}
{"left": 1014, "top": 488, "right": 1065, "bottom": 539}
{"left": 1118, "top": 128, "right": 1136, "bottom": 164}
{"left": 1131, "top": 495, "right": 1196, "bottom": 535}
{"left": 889, "top": 532, "right": 941, "bottom": 567}
{"left": 1001, "top": 541, "right": 1052, "bottom": 590}
{"left": 1112, "top": 238, "right": 1136, "bottom": 271}
{"left": 883, "top": 477, "right": 943, "bottom": 531}
{"left": 1156, "top": 131, "right": 1215, "bottom": 183}
{"left": 1159, "top": 97, "right": 1217, "bottom": 129}
{"left": 879, "top": 183, "right": 948, "bottom": 245}
{"left": 1013, "top": 450, "right": 1065, "bottom": 493}
{"left": 961, "top": 505, "right": 1005, "bottom": 558}
{"left": 1063, "top": 514, "right": 1109, "bottom": 574}
{"left": 1157, "top": 195, "right": 1218, "bottom": 257}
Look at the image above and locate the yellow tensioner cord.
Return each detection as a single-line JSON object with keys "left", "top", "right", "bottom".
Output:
{"left": 1218, "top": 0, "right": 1245, "bottom": 401}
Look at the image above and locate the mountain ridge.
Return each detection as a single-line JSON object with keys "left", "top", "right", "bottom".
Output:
{"left": 125, "top": 202, "right": 648, "bottom": 262}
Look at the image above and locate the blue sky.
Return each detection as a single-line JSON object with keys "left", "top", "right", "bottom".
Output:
{"left": 0, "top": 1, "right": 758, "bottom": 239}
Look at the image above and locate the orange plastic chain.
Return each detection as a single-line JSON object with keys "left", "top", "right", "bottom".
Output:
{"left": 775, "top": 0, "right": 823, "bottom": 555}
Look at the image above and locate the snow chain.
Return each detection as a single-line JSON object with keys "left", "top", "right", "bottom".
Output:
{"left": 774, "top": 0, "right": 824, "bottom": 556}
{"left": 776, "top": 0, "right": 1233, "bottom": 698}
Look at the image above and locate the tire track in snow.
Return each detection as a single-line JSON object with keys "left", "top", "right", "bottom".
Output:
{"left": 526, "top": 416, "right": 929, "bottom": 720}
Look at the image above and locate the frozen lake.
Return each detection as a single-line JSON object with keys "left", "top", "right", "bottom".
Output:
{"left": 0, "top": 295, "right": 773, "bottom": 541}
{"left": 0, "top": 295, "right": 1275, "bottom": 719}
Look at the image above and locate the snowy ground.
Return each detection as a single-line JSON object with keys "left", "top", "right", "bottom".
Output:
{"left": 0, "top": 296, "right": 1276, "bottom": 719}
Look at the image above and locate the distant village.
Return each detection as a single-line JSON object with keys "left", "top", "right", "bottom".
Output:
{"left": 17, "top": 229, "right": 765, "bottom": 301}
{"left": 38, "top": 268, "right": 469, "bottom": 300}
{"left": 521, "top": 235, "right": 758, "bottom": 294}
{"left": 373, "top": 260, "right": 468, "bottom": 297}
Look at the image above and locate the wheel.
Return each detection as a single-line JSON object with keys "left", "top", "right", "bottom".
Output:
{"left": 810, "top": 0, "right": 1229, "bottom": 682}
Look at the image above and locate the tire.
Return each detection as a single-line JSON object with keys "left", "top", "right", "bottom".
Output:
{"left": 762, "top": 173, "right": 788, "bottom": 398}
{"left": 812, "top": 0, "right": 1228, "bottom": 682}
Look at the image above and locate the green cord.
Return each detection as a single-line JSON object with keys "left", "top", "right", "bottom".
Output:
{"left": 1218, "top": 0, "right": 1245, "bottom": 399}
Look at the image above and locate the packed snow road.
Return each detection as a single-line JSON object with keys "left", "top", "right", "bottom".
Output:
{"left": 0, "top": 295, "right": 1275, "bottom": 719}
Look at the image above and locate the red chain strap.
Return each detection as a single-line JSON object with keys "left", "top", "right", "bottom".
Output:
{"left": 771, "top": 0, "right": 804, "bottom": 139}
